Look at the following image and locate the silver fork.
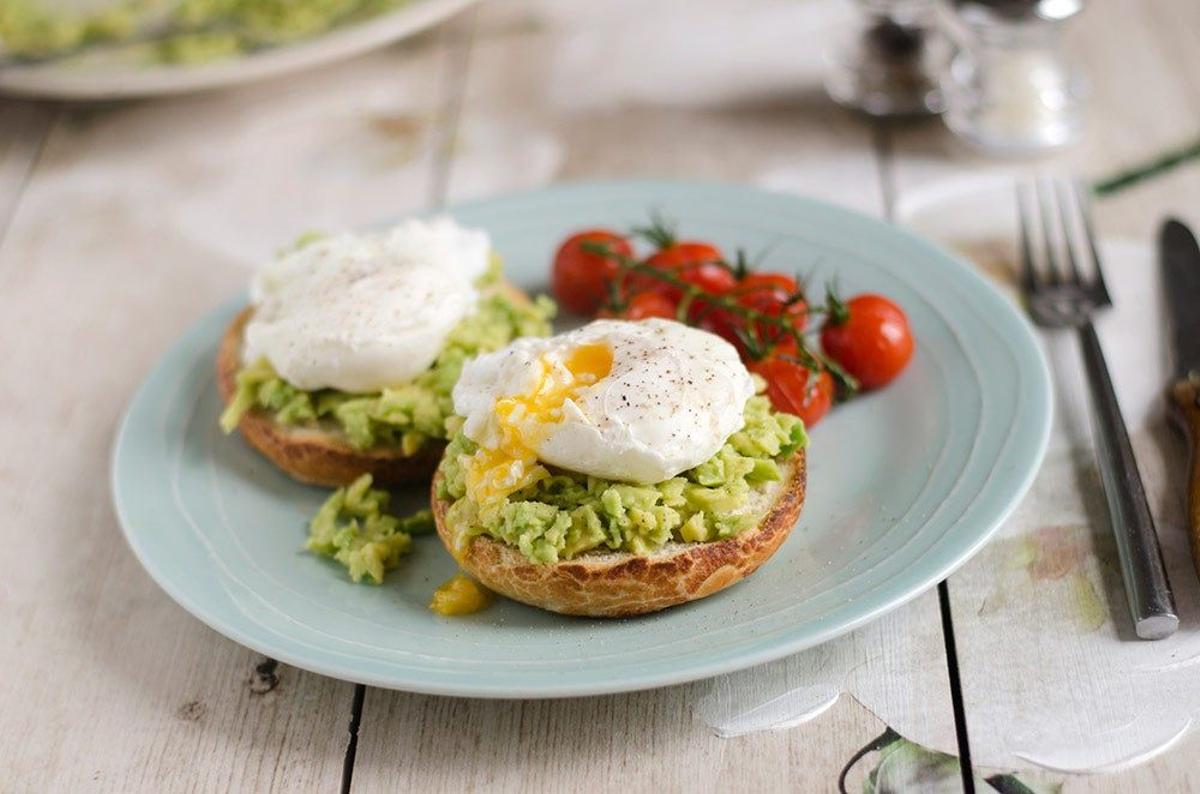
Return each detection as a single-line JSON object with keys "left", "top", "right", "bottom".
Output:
{"left": 1017, "top": 177, "right": 1178, "bottom": 640}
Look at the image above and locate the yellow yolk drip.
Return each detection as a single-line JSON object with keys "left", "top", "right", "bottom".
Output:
{"left": 463, "top": 343, "right": 613, "bottom": 515}
{"left": 429, "top": 574, "right": 493, "bottom": 616}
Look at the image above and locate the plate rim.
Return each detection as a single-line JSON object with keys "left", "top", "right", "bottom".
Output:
{"left": 111, "top": 179, "right": 1053, "bottom": 698}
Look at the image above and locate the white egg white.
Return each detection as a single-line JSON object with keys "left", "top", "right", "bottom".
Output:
{"left": 453, "top": 319, "right": 756, "bottom": 484}
{"left": 242, "top": 217, "right": 490, "bottom": 393}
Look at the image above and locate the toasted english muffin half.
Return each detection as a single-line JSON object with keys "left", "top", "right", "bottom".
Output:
{"left": 429, "top": 448, "right": 806, "bottom": 617}
{"left": 217, "top": 283, "right": 534, "bottom": 488}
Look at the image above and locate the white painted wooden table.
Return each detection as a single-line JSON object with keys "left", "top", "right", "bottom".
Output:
{"left": 2, "top": 1, "right": 1199, "bottom": 790}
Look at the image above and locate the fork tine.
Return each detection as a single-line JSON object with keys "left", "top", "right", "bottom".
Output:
{"left": 1035, "top": 177, "right": 1064, "bottom": 285}
{"left": 1053, "top": 178, "right": 1087, "bottom": 286}
{"left": 1071, "top": 179, "right": 1113, "bottom": 306}
{"left": 1015, "top": 182, "right": 1040, "bottom": 295}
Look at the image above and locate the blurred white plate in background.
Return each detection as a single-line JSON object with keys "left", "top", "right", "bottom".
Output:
{"left": 0, "top": 0, "right": 479, "bottom": 100}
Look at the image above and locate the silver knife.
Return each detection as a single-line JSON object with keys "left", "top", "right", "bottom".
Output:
{"left": 1161, "top": 219, "right": 1200, "bottom": 579}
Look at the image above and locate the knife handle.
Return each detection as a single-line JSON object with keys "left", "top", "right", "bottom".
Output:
{"left": 1169, "top": 376, "right": 1200, "bottom": 579}
{"left": 1079, "top": 323, "right": 1178, "bottom": 639}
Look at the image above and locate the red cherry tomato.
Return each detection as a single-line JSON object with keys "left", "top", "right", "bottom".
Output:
{"left": 678, "top": 262, "right": 737, "bottom": 295}
{"left": 626, "top": 241, "right": 732, "bottom": 299}
{"left": 734, "top": 272, "right": 808, "bottom": 346}
{"left": 738, "top": 272, "right": 798, "bottom": 295}
{"left": 769, "top": 333, "right": 802, "bottom": 358}
{"left": 820, "top": 294, "right": 914, "bottom": 390}
{"left": 619, "top": 291, "right": 678, "bottom": 320}
{"left": 551, "top": 229, "right": 633, "bottom": 315}
{"left": 748, "top": 357, "right": 834, "bottom": 427}
{"left": 739, "top": 290, "right": 808, "bottom": 335}
{"left": 646, "top": 242, "right": 723, "bottom": 270}
{"left": 696, "top": 304, "right": 743, "bottom": 348}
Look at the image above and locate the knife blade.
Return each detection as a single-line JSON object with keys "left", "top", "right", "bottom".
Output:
{"left": 1161, "top": 219, "right": 1200, "bottom": 379}
{"left": 1161, "top": 218, "right": 1200, "bottom": 581}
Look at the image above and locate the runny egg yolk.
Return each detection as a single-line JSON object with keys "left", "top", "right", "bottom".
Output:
{"left": 464, "top": 343, "right": 613, "bottom": 511}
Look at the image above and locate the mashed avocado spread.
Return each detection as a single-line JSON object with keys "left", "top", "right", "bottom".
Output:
{"left": 220, "top": 263, "right": 555, "bottom": 455}
{"left": 307, "top": 474, "right": 432, "bottom": 584}
{"left": 437, "top": 392, "right": 806, "bottom": 565}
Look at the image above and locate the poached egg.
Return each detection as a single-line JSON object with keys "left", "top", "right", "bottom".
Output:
{"left": 452, "top": 319, "right": 755, "bottom": 505}
{"left": 242, "top": 217, "right": 490, "bottom": 393}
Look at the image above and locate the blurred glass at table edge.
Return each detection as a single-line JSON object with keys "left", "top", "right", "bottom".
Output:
{"left": 825, "top": 0, "right": 1087, "bottom": 155}
{"left": 940, "top": 0, "right": 1087, "bottom": 153}
{"left": 825, "top": 0, "right": 951, "bottom": 117}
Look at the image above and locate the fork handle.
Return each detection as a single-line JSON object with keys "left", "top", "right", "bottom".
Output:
{"left": 1168, "top": 376, "right": 1200, "bottom": 582}
{"left": 1079, "top": 322, "right": 1178, "bottom": 639}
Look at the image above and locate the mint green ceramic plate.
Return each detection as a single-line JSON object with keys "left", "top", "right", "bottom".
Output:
{"left": 112, "top": 181, "right": 1051, "bottom": 698}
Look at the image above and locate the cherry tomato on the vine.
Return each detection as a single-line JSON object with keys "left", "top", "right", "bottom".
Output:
{"left": 695, "top": 304, "right": 743, "bottom": 348}
{"left": 820, "top": 294, "right": 913, "bottom": 390}
{"left": 619, "top": 291, "right": 678, "bottom": 320}
{"left": 677, "top": 262, "right": 738, "bottom": 295}
{"left": 646, "top": 241, "right": 724, "bottom": 270}
{"left": 551, "top": 229, "right": 633, "bottom": 315}
{"left": 625, "top": 241, "right": 733, "bottom": 299}
{"left": 733, "top": 271, "right": 808, "bottom": 347}
{"left": 747, "top": 356, "right": 834, "bottom": 427}
{"left": 738, "top": 290, "right": 809, "bottom": 337}
{"left": 737, "top": 272, "right": 798, "bottom": 295}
